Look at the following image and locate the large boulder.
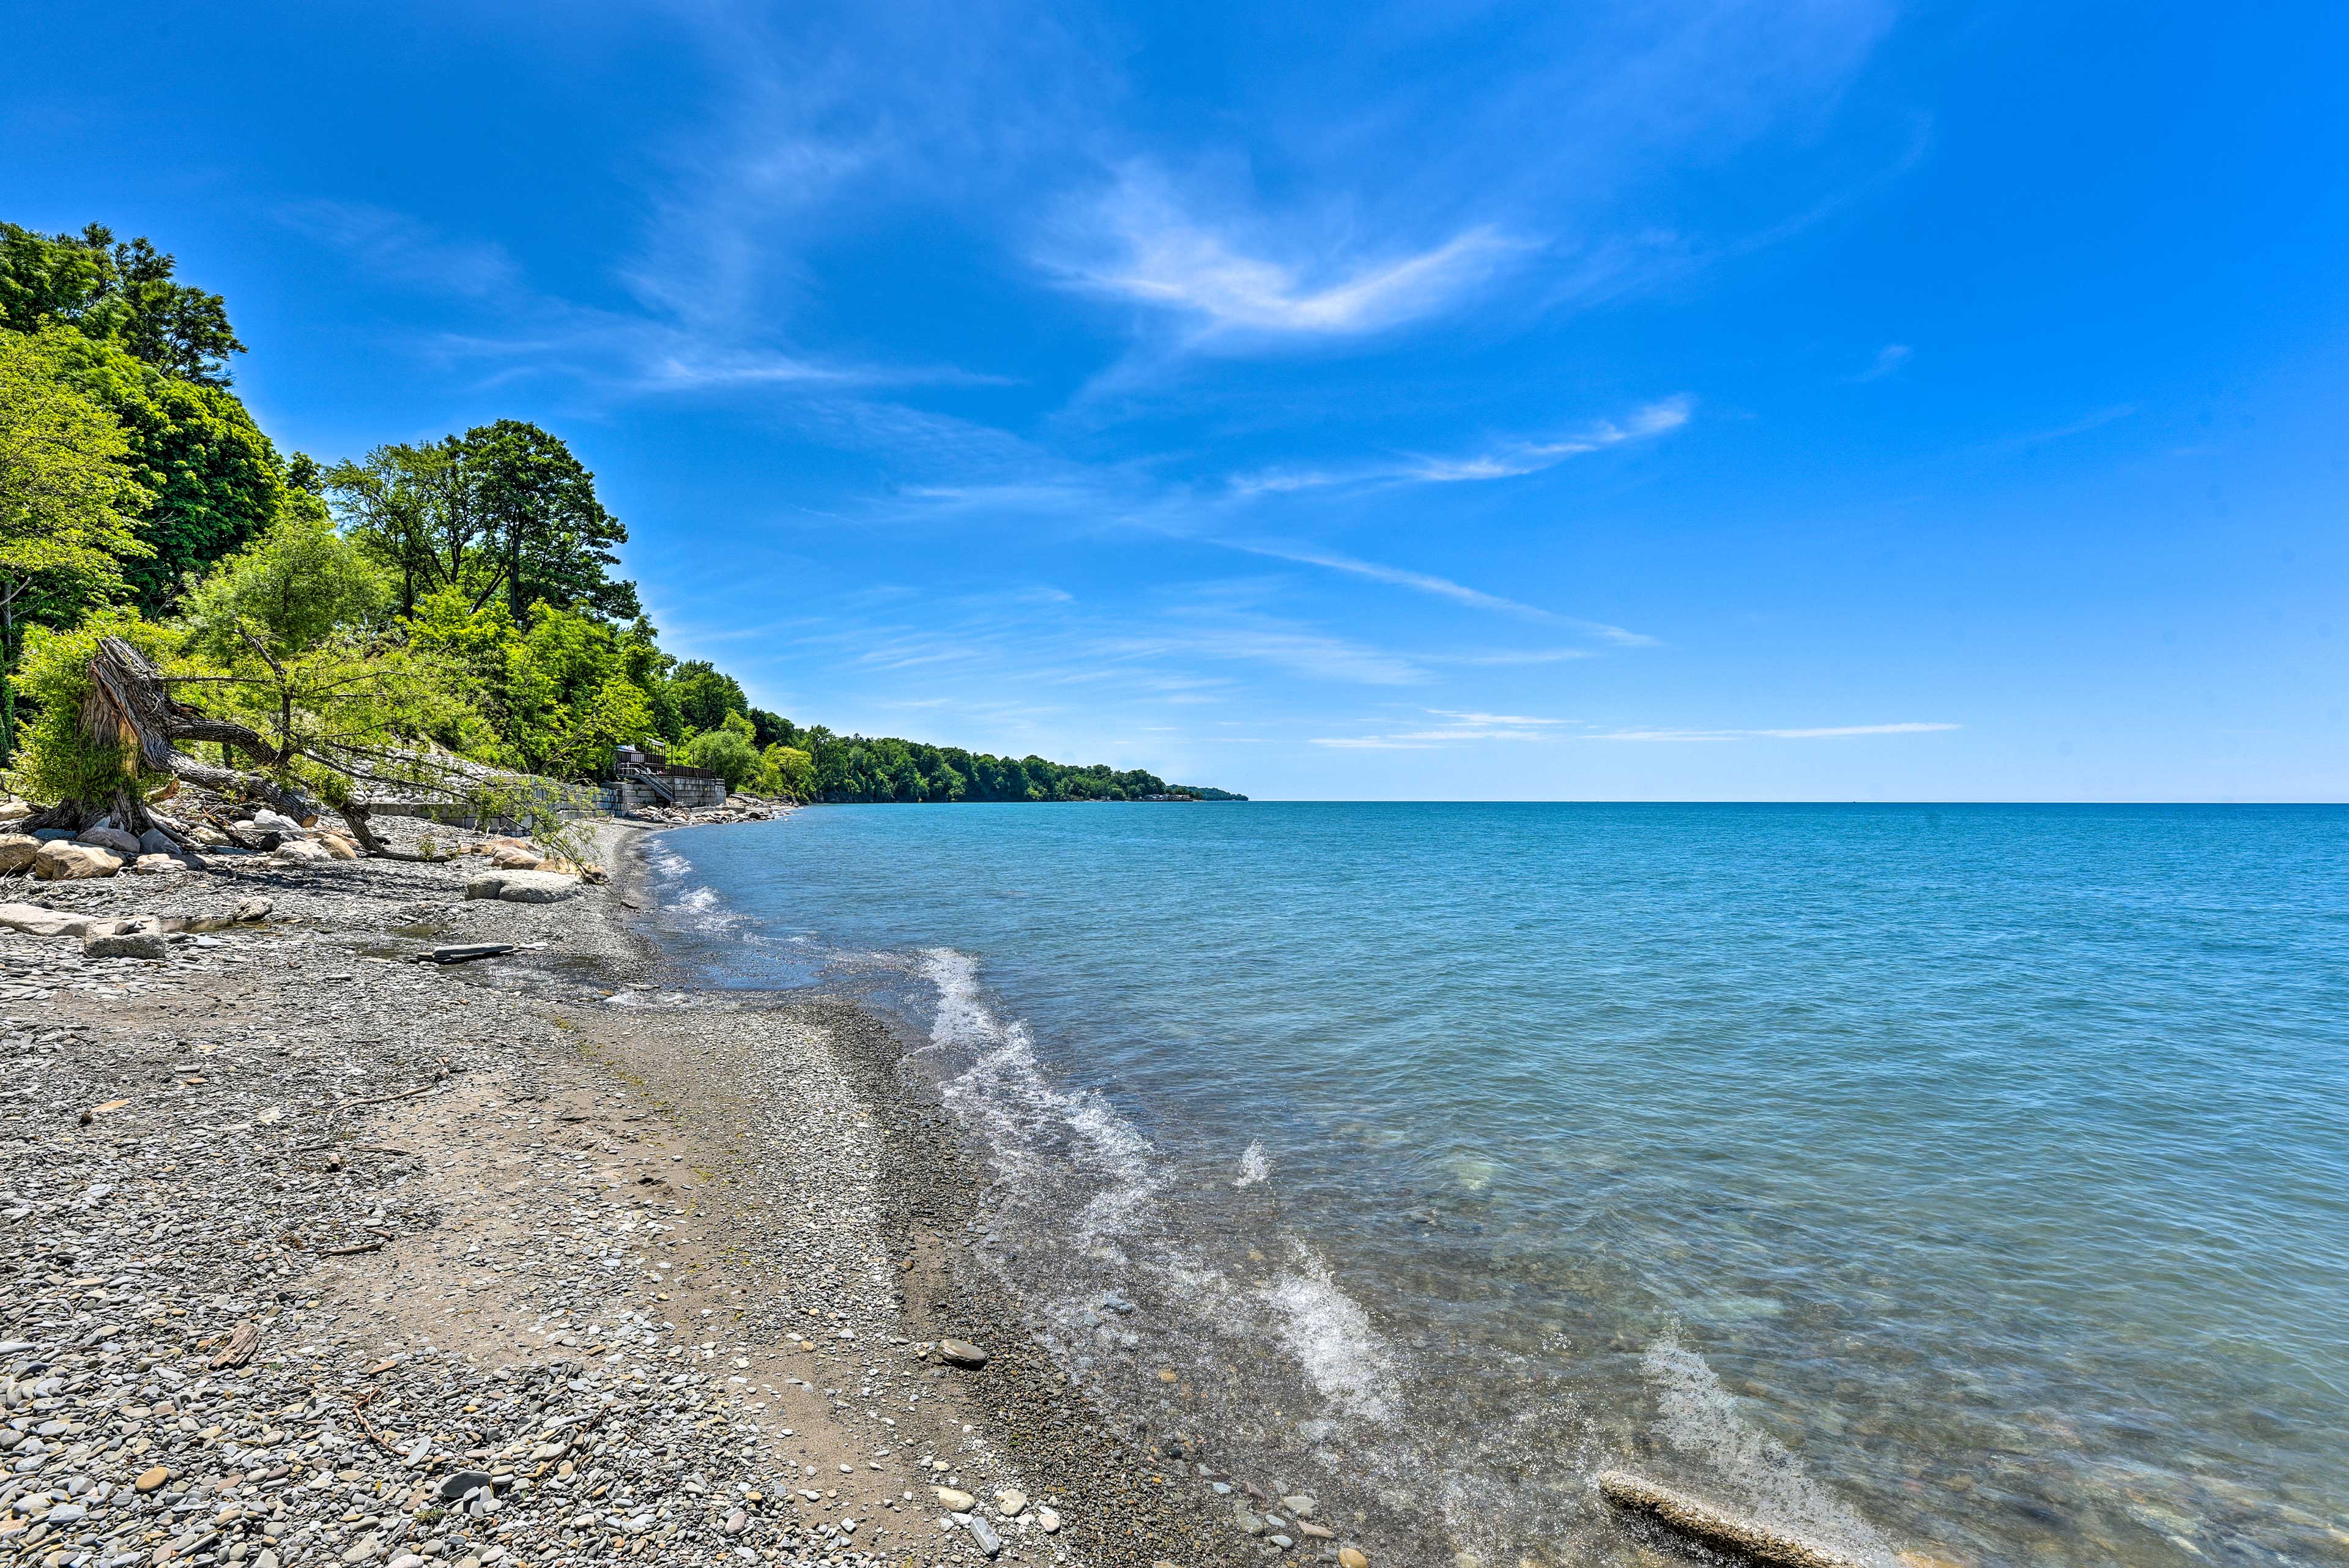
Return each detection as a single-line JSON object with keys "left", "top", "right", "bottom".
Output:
{"left": 132, "top": 853, "right": 187, "bottom": 876}
{"left": 0, "top": 798, "right": 30, "bottom": 822}
{"left": 317, "top": 833, "right": 360, "bottom": 861}
{"left": 0, "top": 902, "right": 106, "bottom": 937}
{"left": 33, "top": 842, "right": 121, "bottom": 880}
{"left": 253, "top": 808, "right": 310, "bottom": 833}
{"left": 137, "top": 827, "right": 180, "bottom": 857}
{"left": 491, "top": 870, "right": 579, "bottom": 904}
{"left": 273, "top": 839, "right": 333, "bottom": 866}
{"left": 77, "top": 825, "right": 141, "bottom": 856}
{"left": 0, "top": 835, "right": 39, "bottom": 874}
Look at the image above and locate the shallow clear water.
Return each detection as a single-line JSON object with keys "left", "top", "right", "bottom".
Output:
{"left": 643, "top": 803, "right": 2349, "bottom": 1568}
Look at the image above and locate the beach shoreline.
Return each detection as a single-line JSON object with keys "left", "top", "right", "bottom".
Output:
{"left": 0, "top": 810, "right": 1264, "bottom": 1568}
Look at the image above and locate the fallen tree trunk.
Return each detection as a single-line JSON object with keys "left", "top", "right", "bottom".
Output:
{"left": 23, "top": 636, "right": 321, "bottom": 841}
{"left": 34, "top": 634, "right": 573, "bottom": 857}
{"left": 1597, "top": 1471, "right": 1876, "bottom": 1568}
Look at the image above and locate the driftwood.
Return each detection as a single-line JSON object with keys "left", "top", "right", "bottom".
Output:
{"left": 206, "top": 1320, "right": 261, "bottom": 1371}
{"left": 1597, "top": 1471, "right": 1875, "bottom": 1568}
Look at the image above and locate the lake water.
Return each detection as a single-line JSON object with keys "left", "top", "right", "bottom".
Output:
{"left": 642, "top": 803, "right": 2349, "bottom": 1568}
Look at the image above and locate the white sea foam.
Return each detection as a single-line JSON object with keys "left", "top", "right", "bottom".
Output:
{"left": 1257, "top": 1244, "right": 1400, "bottom": 1422}
{"left": 1642, "top": 1331, "right": 1897, "bottom": 1565}
{"left": 666, "top": 884, "right": 746, "bottom": 932}
{"left": 922, "top": 949, "right": 1160, "bottom": 1247}
{"left": 1234, "top": 1140, "right": 1272, "bottom": 1187}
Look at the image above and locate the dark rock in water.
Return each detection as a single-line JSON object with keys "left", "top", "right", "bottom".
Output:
{"left": 938, "top": 1338, "right": 990, "bottom": 1368}
{"left": 437, "top": 1470, "right": 495, "bottom": 1500}
{"left": 419, "top": 944, "right": 516, "bottom": 965}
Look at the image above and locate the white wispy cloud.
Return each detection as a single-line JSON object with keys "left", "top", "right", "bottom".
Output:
{"left": 282, "top": 200, "right": 998, "bottom": 399}
{"left": 1591, "top": 722, "right": 1961, "bottom": 742}
{"left": 1052, "top": 164, "right": 1529, "bottom": 342}
{"left": 1231, "top": 396, "right": 1692, "bottom": 494}
{"left": 1984, "top": 405, "right": 2137, "bottom": 456}
{"left": 1312, "top": 708, "right": 1576, "bottom": 748}
{"left": 277, "top": 201, "right": 522, "bottom": 298}
{"left": 1225, "top": 543, "right": 1549, "bottom": 619}
{"left": 1220, "top": 540, "right": 1657, "bottom": 646}
{"left": 1312, "top": 718, "right": 1958, "bottom": 749}
{"left": 1847, "top": 343, "right": 1912, "bottom": 382}
{"left": 1427, "top": 710, "right": 1576, "bottom": 727}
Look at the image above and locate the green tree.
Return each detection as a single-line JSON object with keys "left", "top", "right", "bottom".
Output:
{"left": 759, "top": 743, "right": 815, "bottom": 801}
{"left": 0, "top": 328, "right": 152, "bottom": 764}
{"left": 4, "top": 613, "right": 174, "bottom": 809}
{"left": 329, "top": 422, "right": 637, "bottom": 626}
{"left": 180, "top": 500, "right": 392, "bottom": 662}
{"left": 0, "top": 223, "right": 245, "bottom": 385}
{"left": 463, "top": 420, "right": 639, "bottom": 625}
{"left": 52, "top": 333, "right": 283, "bottom": 613}
{"left": 685, "top": 726, "right": 759, "bottom": 791}
{"left": 405, "top": 589, "right": 659, "bottom": 781}
{"left": 670, "top": 659, "right": 746, "bottom": 734}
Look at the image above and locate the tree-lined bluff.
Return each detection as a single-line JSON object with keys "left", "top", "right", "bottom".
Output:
{"left": 0, "top": 220, "right": 1239, "bottom": 820}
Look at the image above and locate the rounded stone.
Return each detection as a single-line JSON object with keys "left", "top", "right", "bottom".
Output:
{"left": 136, "top": 1466, "right": 171, "bottom": 1493}
{"left": 437, "top": 1470, "right": 495, "bottom": 1501}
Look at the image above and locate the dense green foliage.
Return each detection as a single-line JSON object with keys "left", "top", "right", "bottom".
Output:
{"left": 327, "top": 420, "right": 638, "bottom": 625}
{"left": 0, "top": 223, "right": 245, "bottom": 385}
{"left": 59, "top": 334, "right": 285, "bottom": 614}
{"left": 0, "top": 217, "right": 1239, "bottom": 808}
{"left": 756, "top": 719, "right": 1219, "bottom": 802}
{"left": 0, "top": 327, "right": 154, "bottom": 759}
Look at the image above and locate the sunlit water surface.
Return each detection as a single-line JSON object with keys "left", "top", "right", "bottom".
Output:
{"left": 640, "top": 803, "right": 2349, "bottom": 1568}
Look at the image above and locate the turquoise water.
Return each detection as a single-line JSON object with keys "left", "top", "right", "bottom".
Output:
{"left": 645, "top": 803, "right": 2349, "bottom": 1568}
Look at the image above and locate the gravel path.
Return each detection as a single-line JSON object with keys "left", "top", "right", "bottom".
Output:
{"left": 0, "top": 811, "right": 1282, "bottom": 1568}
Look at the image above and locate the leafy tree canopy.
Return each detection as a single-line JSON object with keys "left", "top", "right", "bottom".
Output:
{"left": 671, "top": 660, "right": 748, "bottom": 735}
{"left": 180, "top": 501, "right": 393, "bottom": 662}
{"left": 327, "top": 422, "right": 637, "bottom": 626}
{"left": 0, "top": 223, "right": 245, "bottom": 385}
{"left": 51, "top": 332, "right": 283, "bottom": 614}
{"left": 0, "top": 327, "right": 154, "bottom": 760}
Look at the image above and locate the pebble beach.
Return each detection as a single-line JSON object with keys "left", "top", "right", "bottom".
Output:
{"left": 0, "top": 809, "right": 1304, "bottom": 1568}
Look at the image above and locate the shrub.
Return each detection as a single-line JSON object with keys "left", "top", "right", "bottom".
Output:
{"left": 684, "top": 726, "right": 759, "bottom": 791}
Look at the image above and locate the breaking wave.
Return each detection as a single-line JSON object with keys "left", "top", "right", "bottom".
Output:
{"left": 1258, "top": 1243, "right": 1401, "bottom": 1422}
{"left": 1643, "top": 1332, "right": 1898, "bottom": 1566}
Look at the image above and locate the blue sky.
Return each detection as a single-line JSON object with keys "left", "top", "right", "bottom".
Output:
{"left": 12, "top": 1, "right": 2348, "bottom": 800}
